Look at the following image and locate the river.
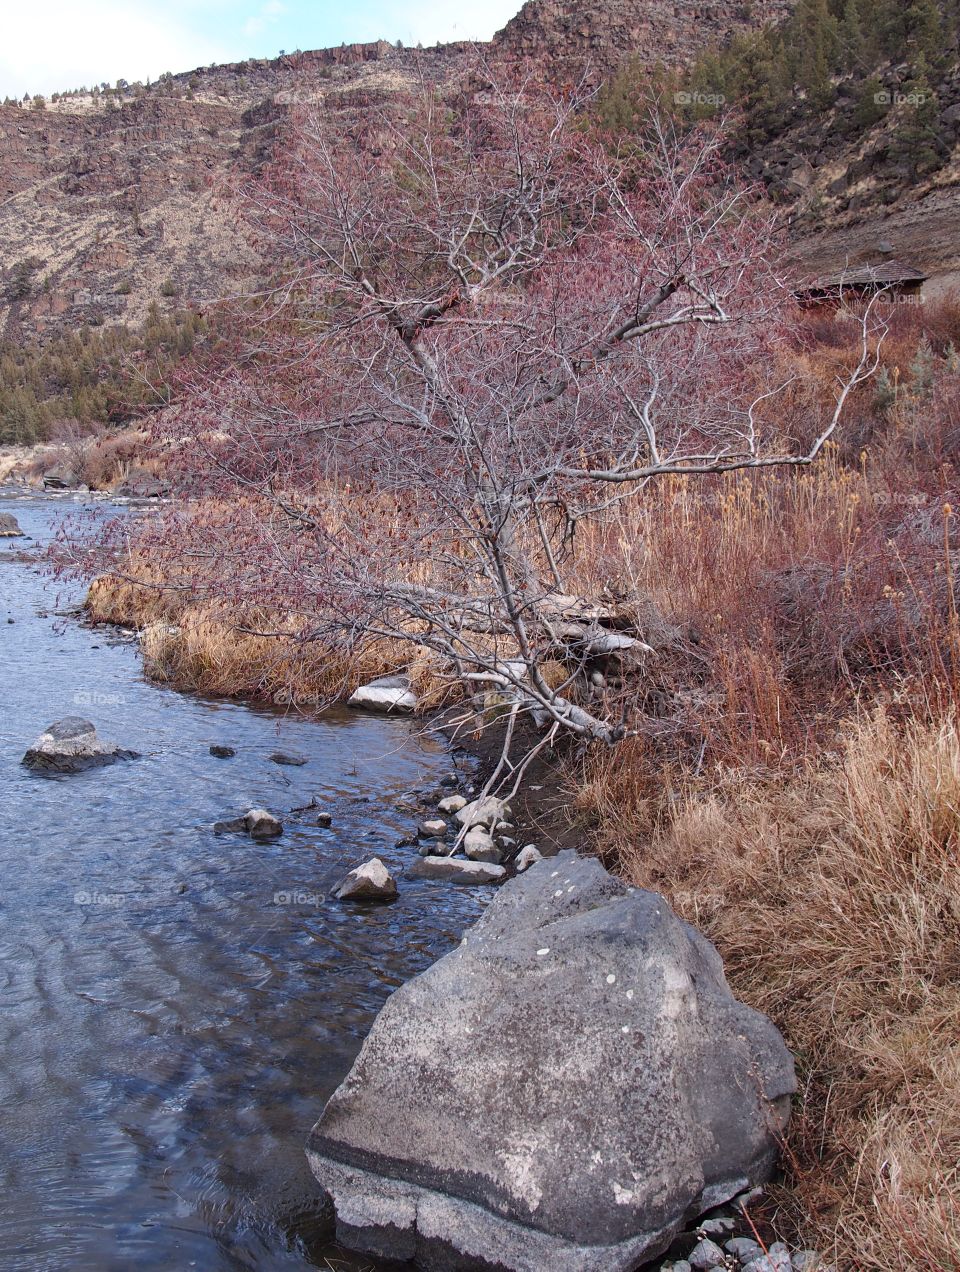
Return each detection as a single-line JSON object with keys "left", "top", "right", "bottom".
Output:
{"left": 0, "top": 493, "right": 485, "bottom": 1271}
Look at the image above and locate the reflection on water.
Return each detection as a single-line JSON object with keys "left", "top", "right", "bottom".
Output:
{"left": 0, "top": 495, "right": 484, "bottom": 1270}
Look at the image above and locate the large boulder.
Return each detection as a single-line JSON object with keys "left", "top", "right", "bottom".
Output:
{"left": 348, "top": 674, "right": 417, "bottom": 714}
{"left": 0, "top": 512, "right": 23, "bottom": 537}
{"left": 41, "top": 464, "right": 79, "bottom": 490}
{"left": 307, "top": 851, "right": 795, "bottom": 1272}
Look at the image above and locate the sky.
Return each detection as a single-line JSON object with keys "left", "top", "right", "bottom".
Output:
{"left": 0, "top": 0, "right": 524, "bottom": 99}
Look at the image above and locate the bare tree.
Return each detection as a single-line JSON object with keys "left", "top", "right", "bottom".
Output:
{"left": 81, "top": 70, "right": 886, "bottom": 791}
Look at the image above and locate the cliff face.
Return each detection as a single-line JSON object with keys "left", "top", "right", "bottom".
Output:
{"left": 0, "top": 42, "right": 468, "bottom": 342}
{"left": 493, "top": 0, "right": 794, "bottom": 73}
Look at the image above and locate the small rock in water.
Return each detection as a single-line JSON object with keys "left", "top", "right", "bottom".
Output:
{"left": 726, "top": 1237, "right": 764, "bottom": 1263}
{"left": 463, "top": 828, "right": 502, "bottom": 863}
{"left": 418, "top": 819, "right": 448, "bottom": 839}
{"left": 316, "top": 812, "right": 332, "bottom": 828}
{"left": 689, "top": 1237, "right": 726, "bottom": 1269}
{"left": 408, "top": 856, "right": 506, "bottom": 884}
{"left": 270, "top": 750, "right": 307, "bottom": 766}
{"left": 347, "top": 674, "right": 416, "bottom": 714}
{"left": 514, "top": 844, "right": 543, "bottom": 872}
{"left": 22, "top": 716, "right": 139, "bottom": 775}
{"left": 209, "top": 744, "right": 236, "bottom": 758}
{"left": 333, "top": 858, "right": 398, "bottom": 902}
{"left": 244, "top": 809, "right": 283, "bottom": 840}
{"left": 437, "top": 793, "right": 467, "bottom": 814}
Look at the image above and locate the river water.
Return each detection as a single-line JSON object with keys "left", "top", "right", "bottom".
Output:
{"left": 0, "top": 494, "right": 485, "bottom": 1271}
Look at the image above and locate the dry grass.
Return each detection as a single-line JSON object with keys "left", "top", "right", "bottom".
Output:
{"left": 578, "top": 709, "right": 960, "bottom": 1269}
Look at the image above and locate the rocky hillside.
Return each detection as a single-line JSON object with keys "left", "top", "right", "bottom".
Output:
{"left": 0, "top": 42, "right": 472, "bottom": 345}
{"left": 494, "top": 0, "right": 793, "bottom": 74}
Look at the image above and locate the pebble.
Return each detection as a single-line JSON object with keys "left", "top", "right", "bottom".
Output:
{"left": 689, "top": 1238, "right": 725, "bottom": 1269}
{"left": 742, "top": 1259, "right": 776, "bottom": 1272}
{"left": 700, "top": 1217, "right": 736, "bottom": 1237}
{"left": 768, "top": 1243, "right": 793, "bottom": 1271}
{"left": 726, "top": 1236, "right": 764, "bottom": 1263}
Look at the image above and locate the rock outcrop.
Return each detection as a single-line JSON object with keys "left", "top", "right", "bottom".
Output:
{"left": 0, "top": 511, "right": 23, "bottom": 535}
{"left": 22, "top": 716, "right": 139, "bottom": 773}
{"left": 307, "top": 851, "right": 795, "bottom": 1271}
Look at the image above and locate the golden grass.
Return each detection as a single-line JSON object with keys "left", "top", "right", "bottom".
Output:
{"left": 578, "top": 708, "right": 960, "bottom": 1270}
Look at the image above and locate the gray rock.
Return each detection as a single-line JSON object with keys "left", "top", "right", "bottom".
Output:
{"left": 437, "top": 794, "right": 467, "bottom": 814}
{"left": 514, "top": 844, "right": 543, "bottom": 872}
{"left": 768, "top": 1243, "right": 793, "bottom": 1271}
{"left": 742, "top": 1259, "right": 776, "bottom": 1272}
{"left": 463, "top": 829, "right": 502, "bottom": 863}
{"left": 307, "top": 850, "right": 796, "bottom": 1271}
{"left": 209, "top": 744, "right": 236, "bottom": 758}
{"left": 316, "top": 812, "right": 333, "bottom": 828}
{"left": 663, "top": 1263, "right": 692, "bottom": 1272}
{"left": 22, "top": 716, "right": 139, "bottom": 774}
{"left": 726, "top": 1236, "right": 764, "bottom": 1263}
{"left": 408, "top": 855, "right": 506, "bottom": 885}
{"left": 454, "top": 795, "right": 511, "bottom": 831}
{"left": 270, "top": 750, "right": 308, "bottom": 766}
{"left": 689, "top": 1237, "right": 726, "bottom": 1268}
{"left": 244, "top": 808, "right": 283, "bottom": 840}
{"left": 699, "top": 1216, "right": 735, "bottom": 1237}
{"left": 0, "top": 512, "right": 23, "bottom": 536}
{"left": 418, "top": 819, "right": 448, "bottom": 839}
{"left": 348, "top": 674, "right": 416, "bottom": 714}
{"left": 214, "top": 815, "right": 248, "bottom": 834}
{"left": 334, "top": 858, "right": 398, "bottom": 902}
{"left": 112, "top": 467, "right": 168, "bottom": 498}
{"left": 42, "top": 464, "right": 79, "bottom": 490}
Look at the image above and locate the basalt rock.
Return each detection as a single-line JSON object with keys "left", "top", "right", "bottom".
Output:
{"left": 307, "top": 851, "right": 795, "bottom": 1272}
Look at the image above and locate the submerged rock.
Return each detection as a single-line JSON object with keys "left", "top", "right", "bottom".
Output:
{"left": 22, "top": 717, "right": 139, "bottom": 774}
{"left": 408, "top": 856, "right": 506, "bottom": 884}
{"left": 209, "top": 744, "right": 236, "bottom": 758}
{"left": 307, "top": 850, "right": 795, "bottom": 1272}
{"left": 348, "top": 675, "right": 417, "bottom": 714}
{"left": 334, "top": 858, "right": 398, "bottom": 903}
{"left": 270, "top": 750, "right": 308, "bottom": 766}
{"left": 0, "top": 512, "right": 23, "bottom": 537}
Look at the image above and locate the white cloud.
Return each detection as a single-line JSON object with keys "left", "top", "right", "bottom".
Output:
{"left": 0, "top": 1, "right": 230, "bottom": 98}
{"left": 242, "top": 0, "right": 287, "bottom": 40}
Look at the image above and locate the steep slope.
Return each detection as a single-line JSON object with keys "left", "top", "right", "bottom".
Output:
{"left": 494, "top": 0, "right": 793, "bottom": 73}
